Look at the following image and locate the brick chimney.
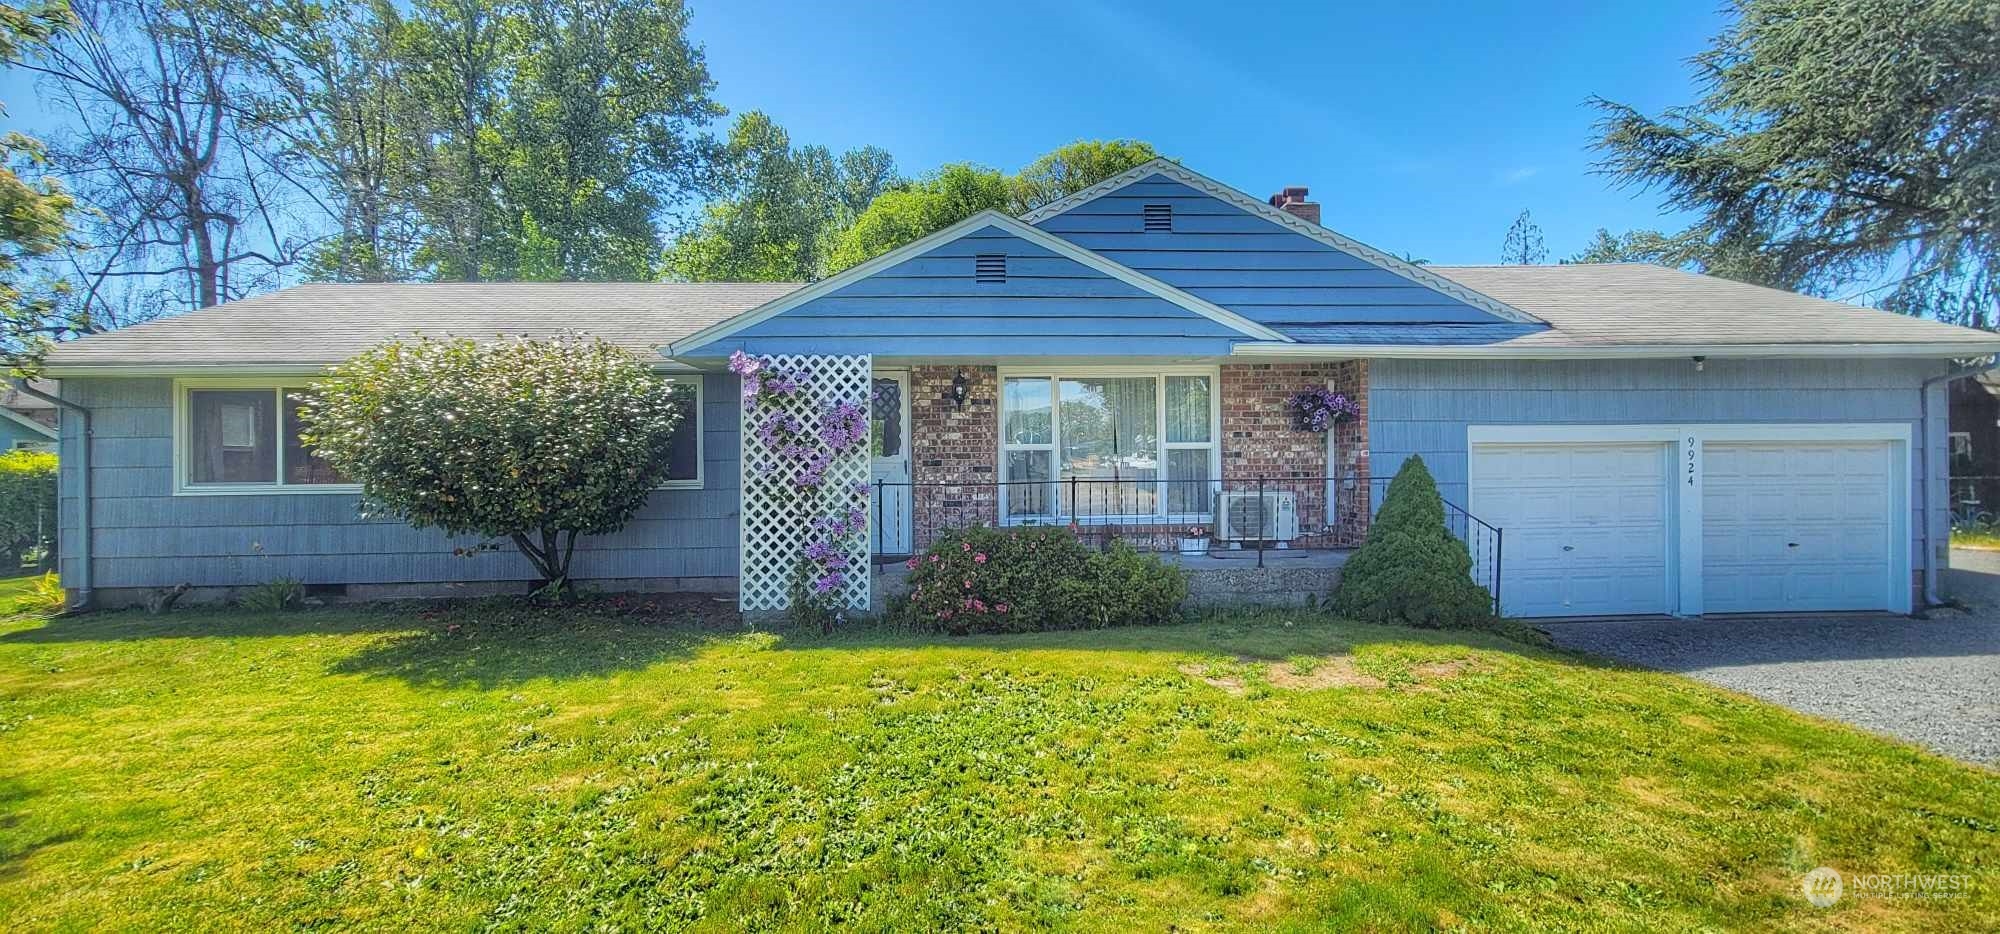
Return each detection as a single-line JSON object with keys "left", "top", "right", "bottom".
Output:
{"left": 1268, "top": 186, "right": 1320, "bottom": 225}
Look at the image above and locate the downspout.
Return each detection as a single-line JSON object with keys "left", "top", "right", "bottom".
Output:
{"left": 10, "top": 378, "right": 90, "bottom": 610}
{"left": 1919, "top": 359, "right": 1996, "bottom": 608}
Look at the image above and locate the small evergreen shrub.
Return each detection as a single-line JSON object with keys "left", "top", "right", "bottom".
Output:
{"left": 894, "top": 526, "right": 1187, "bottom": 634}
{"left": 1331, "top": 455, "right": 1496, "bottom": 628}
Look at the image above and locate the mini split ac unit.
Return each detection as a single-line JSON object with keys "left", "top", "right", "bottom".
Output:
{"left": 1217, "top": 491, "right": 1299, "bottom": 543}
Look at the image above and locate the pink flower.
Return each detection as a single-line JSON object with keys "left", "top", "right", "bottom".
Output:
{"left": 905, "top": 558, "right": 918, "bottom": 570}
{"left": 995, "top": 603, "right": 1010, "bottom": 614}
{"left": 973, "top": 553, "right": 988, "bottom": 564}
{"left": 970, "top": 599, "right": 986, "bottom": 612}
{"left": 961, "top": 542, "right": 970, "bottom": 553}
{"left": 963, "top": 578, "right": 973, "bottom": 589}
{"left": 928, "top": 554, "right": 940, "bottom": 564}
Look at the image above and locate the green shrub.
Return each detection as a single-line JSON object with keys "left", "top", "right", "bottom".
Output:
{"left": 893, "top": 526, "right": 1187, "bottom": 634}
{"left": 1331, "top": 455, "right": 1496, "bottom": 628}
{"left": 8, "top": 571, "right": 64, "bottom": 617}
{"left": 240, "top": 578, "right": 306, "bottom": 613}
{"left": 0, "top": 450, "right": 57, "bottom": 568}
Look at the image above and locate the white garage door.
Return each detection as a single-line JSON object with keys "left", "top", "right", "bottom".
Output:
{"left": 1471, "top": 443, "right": 1672, "bottom": 618}
{"left": 1703, "top": 442, "right": 1895, "bottom": 613}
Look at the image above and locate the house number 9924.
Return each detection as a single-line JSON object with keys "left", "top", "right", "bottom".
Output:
{"left": 1685, "top": 436, "right": 1697, "bottom": 486}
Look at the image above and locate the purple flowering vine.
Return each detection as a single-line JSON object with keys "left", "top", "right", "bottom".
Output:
{"left": 733, "top": 350, "right": 873, "bottom": 620}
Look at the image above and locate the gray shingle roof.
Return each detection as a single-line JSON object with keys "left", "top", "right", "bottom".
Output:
{"left": 1426, "top": 263, "right": 1997, "bottom": 349}
{"left": 40, "top": 263, "right": 2000, "bottom": 370}
{"left": 42, "top": 282, "right": 801, "bottom": 368}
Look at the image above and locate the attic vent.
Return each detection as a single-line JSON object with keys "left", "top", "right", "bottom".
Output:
{"left": 974, "top": 253, "right": 1007, "bottom": 283}
{"left": 1142, "top": 203, "right": 1172, "bottom": 232}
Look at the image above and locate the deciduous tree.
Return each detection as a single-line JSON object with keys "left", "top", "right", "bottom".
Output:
{"left": 665, "top": 111, "right": 896, "bottom": 282}
{"left": 0, "top": 1, "right": 77, "bottom": 373}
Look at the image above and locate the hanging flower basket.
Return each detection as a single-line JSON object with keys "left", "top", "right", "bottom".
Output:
{"left": 1286, "top": 387, "right": 1360, "bottom": 433}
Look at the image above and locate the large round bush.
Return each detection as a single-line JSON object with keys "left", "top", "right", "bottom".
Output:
{"left": 893, "top": 526, "right": 1187, "bottom": 634}
{"left": 299, "top": 333, "right": 685, "bottom": 595}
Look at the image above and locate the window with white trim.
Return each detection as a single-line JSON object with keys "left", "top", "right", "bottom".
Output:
{"left": 999, "top": 370, "right": 1218, "bottom": 521}
{"left": 177, "top": 383, "right": 354, "bottom": 492}
{"left": 658, "top": 378, "right": 703, "bottom": 489}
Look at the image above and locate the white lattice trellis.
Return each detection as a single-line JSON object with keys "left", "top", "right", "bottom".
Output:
{"left": 738, "top": 354, "right": 873, "bottom": 612}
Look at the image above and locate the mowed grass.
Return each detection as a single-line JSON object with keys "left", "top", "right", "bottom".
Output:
{"left": 1951, "top": 528, "right": 2000, "bottom": 551}
{"left": 1, "top": 598, "right": 1996, "bottom": 931}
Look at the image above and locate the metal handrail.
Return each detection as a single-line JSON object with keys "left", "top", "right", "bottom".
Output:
{"left": 871, "top": 474, "right": 1505, "bottom": 614}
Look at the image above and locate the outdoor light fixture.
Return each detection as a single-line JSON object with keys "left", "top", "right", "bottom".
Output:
{"left": 950, "top": 368, "right": 970, "bottom": 410}
{"left": 1693, "top": 355, "right": 1707, "bottom": 372}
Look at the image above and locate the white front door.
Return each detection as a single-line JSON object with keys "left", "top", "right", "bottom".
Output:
{"left": 1471, "top": 442, "right": 1673, "bottom": 618}
{"left": 1702, "top": 442, "right": 1895, "bottom": 613}
{"left": 870, "top": 371, "right": 914, "bottom": 555}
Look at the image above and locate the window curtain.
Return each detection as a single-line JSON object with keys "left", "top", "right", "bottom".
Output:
{"left": 1059, "top": 377, "right": 1158, "bottom": 516}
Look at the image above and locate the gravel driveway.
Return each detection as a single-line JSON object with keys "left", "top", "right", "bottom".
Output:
{"left": 1544, "top": 554, "right": 2000, "bottom": 766}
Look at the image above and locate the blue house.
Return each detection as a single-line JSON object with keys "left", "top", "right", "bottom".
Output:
{"left": 37, "top": 160, "right": 2000, "bottom": 618}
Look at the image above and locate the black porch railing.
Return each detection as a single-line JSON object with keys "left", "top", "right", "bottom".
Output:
{"left": 872, "top": 475, "right": 1502, "bottom": 613}
{"left": 1950, "top": 475, "right": 2000, "bottom": 528}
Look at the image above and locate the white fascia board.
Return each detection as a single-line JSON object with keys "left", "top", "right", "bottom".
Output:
{"left": 1229, "top": 341, "right": 2000, "bottom": 360}
{"left": 1019, "top": 159, "right": 1543, "bottom": 327}
{"left": 666, "top": 210, "right": 1290, "bottom": 357}
{"left": 0, "top": 406, "right": 57, "bottom": 439}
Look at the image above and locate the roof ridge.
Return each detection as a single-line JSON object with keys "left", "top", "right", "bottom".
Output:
{"left": 1018, "top": 160, "right": 1545, "bottom": 327}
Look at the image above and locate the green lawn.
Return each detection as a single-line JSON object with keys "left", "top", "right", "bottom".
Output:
{"left": 1952, "top": 528, "right": 2000, "bottom": 551}
{"left": 1, "top": 597, "right": 1995, "bottom": 930}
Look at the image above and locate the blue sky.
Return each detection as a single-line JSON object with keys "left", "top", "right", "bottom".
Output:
{"left": 692, "top": 0, "right": 1728, "bottom": 264}
{"left": 0, "top": 0, "right": 1730, "bottom": 268}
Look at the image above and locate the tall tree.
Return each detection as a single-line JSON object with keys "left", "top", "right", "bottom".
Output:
{"left": 1008, "top": 138, "right": 1159, "bottom": 213}
{"left": 1499, "top": 209, "right": 1547, "bottom": 264}
{"left": 496, "top": 0, "right": 722, "bottom": 281}
{"left": 398, "top": 0, "right": 510, "bottom": 281}
{"left": 226, "top": 0, "right": 424, "bottom": 282}
{"left": 664, "top": 111, "right": 895, "bottom": 282}
{"left": 826, "top": 162, "right": 1009, "bottom": 273}
{"left": 827, "top": 140, "right": 1166, "bottom": 273}
{"left": 1592, "top": 0, "right": 1999, "bottom": 326}
{"left": 28, "top": 0, "right": 307, "bottom": 312}
{"left": 0, "top": 1, "right": 77, "bottom": 372}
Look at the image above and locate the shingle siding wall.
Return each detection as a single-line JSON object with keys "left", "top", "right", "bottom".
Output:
{"left": 715, "top": 225, "right": 1245, "bottom": 358}
{"left": 1369, "top": 357, "right": 1951, "bottom": 581}
{"left": 58, "top": 374, "right": 742, "bottom": 598}
{"left": 1035, "top": 174, "right": 1507, "bottom": 328}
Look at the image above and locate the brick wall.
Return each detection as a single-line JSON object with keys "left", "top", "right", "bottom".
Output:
{"left": 1220, "top": 361, "right": 1370, "bottom": 546}
{"left": 909, "top": 366, "right": 998, "bottom": 545}
{"left": 896, "top": 362, "right": 1370, "bottom": 551}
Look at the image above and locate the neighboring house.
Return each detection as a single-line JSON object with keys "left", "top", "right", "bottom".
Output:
{"left": 0, "top": 379, "right": 59, "bottom": 452}
{"left": 1947, "top": 372, "right": 2000, "bottom": 520}
{"left": 38, "top": 160, "right": 2000, "bottom": 618}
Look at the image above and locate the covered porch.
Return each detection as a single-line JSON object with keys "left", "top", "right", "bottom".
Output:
{"left": 863, "top": 361, "right": 1375, "bottom": 559}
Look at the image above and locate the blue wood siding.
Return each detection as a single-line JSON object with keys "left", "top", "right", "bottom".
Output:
{"left": 57, "top": 375, "right": 741, "bottom": 590}
{"left": 1035, "top": 175, "right": 1516, "bottom": 328}
{"left": 1368, "top": 358, "right": 1951, "bottom": 578}
{"left": 1, "top": 415, "right": 54, "bottom": 449}
{"left": 715, "top": 225, "right": 1244, "bottom": 357}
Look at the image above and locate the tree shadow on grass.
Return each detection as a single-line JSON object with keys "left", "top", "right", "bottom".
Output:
{"left": 0, "top": 606, "right": 423, "bottom": 644}
{"left": 326, "top": 595, "right": 745, "bottom": 689}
